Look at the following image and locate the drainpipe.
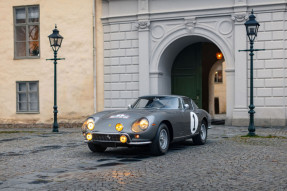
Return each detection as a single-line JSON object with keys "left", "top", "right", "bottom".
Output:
{"left": 94, "top": 0, "right": 104, "bottom": 112}
{"left": 93, "top": 0, "right": 97, "bottom": 112}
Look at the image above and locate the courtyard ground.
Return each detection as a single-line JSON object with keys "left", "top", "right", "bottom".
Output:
{"left": 0, "top": 125, "right": 287, "bottom": 191}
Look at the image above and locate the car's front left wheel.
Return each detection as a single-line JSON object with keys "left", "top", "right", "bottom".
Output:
{"left": 87, "top": 143, "right": 107, "bottom": 153}
{"left": 150, "top": 123, "right": 170, "bottom": 155}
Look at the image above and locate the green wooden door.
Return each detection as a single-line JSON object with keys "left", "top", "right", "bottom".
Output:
{"left": 171, "top": 43, "right": 202, "bottom": 108}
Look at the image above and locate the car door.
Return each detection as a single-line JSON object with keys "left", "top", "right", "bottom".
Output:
{"left": 182, "top": 98, "right": 200, "bottom": 136}
{"left": 168, "top": 98, "right": 188, "bottom": 139}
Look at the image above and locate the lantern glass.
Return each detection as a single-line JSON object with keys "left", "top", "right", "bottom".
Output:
{"left": 246, "top": 25, "right": 259, "bottom": 41}
{"left": 244, "top": 10, "right": 260, "bottom": 42}
{"left": 48, "top": 25, "right": 63, "bottom": 52}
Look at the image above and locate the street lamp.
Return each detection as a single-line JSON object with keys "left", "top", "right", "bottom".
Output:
{"left": 240, "top": 10, "right": 263, "bottom": 136}
{"left": 47, "top": 25, "right": 65, "bottom": 132}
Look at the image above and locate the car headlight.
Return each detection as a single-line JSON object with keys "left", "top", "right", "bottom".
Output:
{"left": 87, "top": 119, "right": 95, "bottom": 130}
{"left": 82, "top": 118, "right": 95, "bottom": 132}
{"left": 132, "top": 118, "right": 149, "bottom": 133}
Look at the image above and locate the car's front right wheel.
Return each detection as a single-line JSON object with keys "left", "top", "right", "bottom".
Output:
{"left": 150, "top": 123, "right": 170, "bottom": 155}
{"left": 87, "top": 143, "right": 107, "bottom": 153}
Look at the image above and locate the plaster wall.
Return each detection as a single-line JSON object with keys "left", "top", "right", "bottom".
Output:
{"left": 0, "top": 0, "right": 94, "bottom": 125}
{"left": 102, "top": 21, "right": 140, "bottom": 109}
{"left": 247, "top": 10, "right": 287, "bottom": 127}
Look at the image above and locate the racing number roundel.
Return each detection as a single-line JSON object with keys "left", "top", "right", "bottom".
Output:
{"left": 190, "top": 112, "right": 199, "bottom": 134}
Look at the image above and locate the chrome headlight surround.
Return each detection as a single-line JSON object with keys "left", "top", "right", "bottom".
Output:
{"left": 82, "top": 118, "right": 95, "bottom": 131}
{"left": 131, "top": 118, "right": 149, "bottom": 133}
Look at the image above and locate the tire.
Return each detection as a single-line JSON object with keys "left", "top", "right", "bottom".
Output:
{"left": 150, "top": 123, "right": 170, "bottom": 155}
{"left": 192, "top": 120, "right": 207, "bottom": 145}
{"left": 87, "top": 143, "right": 107, "bottom": 153}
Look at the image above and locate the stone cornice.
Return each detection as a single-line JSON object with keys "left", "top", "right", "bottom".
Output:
{"left": 231, "top": 13, "right": 248, "bottom": 23}
{"left": 135, "top": 20, "right": 150, "bottom": 31}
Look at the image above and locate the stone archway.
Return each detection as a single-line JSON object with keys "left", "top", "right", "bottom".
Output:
{"left": 149, "top": 23, "right": 235, "bottom": 123}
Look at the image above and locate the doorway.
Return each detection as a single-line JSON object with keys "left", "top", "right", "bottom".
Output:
{"left": 171, "top": 42, "right": 223, "bottom": 112}
{"left": 171, "top": 43, "right": 202, "bottom": 108}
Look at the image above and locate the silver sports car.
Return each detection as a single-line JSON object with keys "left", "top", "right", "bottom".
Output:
{"left": 82, "top": 95, "right": 211, "bottom": 155}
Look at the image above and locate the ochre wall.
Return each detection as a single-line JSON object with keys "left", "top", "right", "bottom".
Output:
{"left": 214, "top": 61, "right": 226, "bottom": 114}
{"left": 0, "top": 0, "right": 94, "bottom": 125}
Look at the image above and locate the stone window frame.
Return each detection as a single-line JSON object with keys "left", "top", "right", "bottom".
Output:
{"left": 14, "top": 5, "right": 40, "bottom": 59}
{"left": 16, "top": 81, "right": 40, "bottom": 113}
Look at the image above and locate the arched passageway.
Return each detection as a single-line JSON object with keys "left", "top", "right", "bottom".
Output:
{"left": 170, "top": 42, "right": 226, "bottom": 113}
{"left": 149, "top": 28, "right": 234, "bottom": 123}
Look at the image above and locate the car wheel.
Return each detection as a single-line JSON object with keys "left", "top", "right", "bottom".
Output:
{"left": 192, "top": 120, "right": 207, "bottom": 145}
{"left": 87, "top": 143, "right": 107, "bottom": 153}
{"left": 150, "top": 123, "right": 170, "bottom": 155}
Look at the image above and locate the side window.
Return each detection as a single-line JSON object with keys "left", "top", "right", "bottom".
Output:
{"left": 14, "top": 5, "right": 40, "bottom": 59}
{"left": 183, "top": 98, "right": 193, "bottom": 110}
{"left": 16, "top": 81, "right": 39, "bottom": 113}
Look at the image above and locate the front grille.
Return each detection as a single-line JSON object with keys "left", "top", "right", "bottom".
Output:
{"left": 92, "top": 134, "right": 122, "bottom": 142}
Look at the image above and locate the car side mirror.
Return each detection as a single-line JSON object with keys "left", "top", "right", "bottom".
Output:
{"left": 128, "top": 104, "right": 132, "bottom": 109}
{"left": 184, "top": 104, "right": 190, "bottom": 110}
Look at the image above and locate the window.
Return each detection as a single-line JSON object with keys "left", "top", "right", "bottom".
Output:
{"left": 214, "top": 64, "right": 223, "bottom": 83}
{"left": 14, "top": 5, "right": 40, "bottom": 59}
{"left": 16, "top": 81, "right": 39, "bottom": 113}
{"left": 183, "top": 98, "right": 193, "bottom": 110}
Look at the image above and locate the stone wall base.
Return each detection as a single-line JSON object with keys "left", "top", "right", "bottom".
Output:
{"left": 0, "top": 123, "right": 82, "bottom": 128}
{"left": 232, "top": 118, "right": 286, "bottom": 127}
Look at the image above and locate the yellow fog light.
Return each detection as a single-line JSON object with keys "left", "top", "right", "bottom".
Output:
{"left": 115, "top": 123, "right": 124, "bottom": 132}
{"left": 87, "top": 119, "right": 95, "bottom": 130}
{"left": 120, "top": 135, "right": 127, "bottom": 143}
{"left": 86, "top": 133, "right": 93, "bottom": 141}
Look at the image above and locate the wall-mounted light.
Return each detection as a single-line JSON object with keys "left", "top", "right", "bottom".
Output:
{"left": 216, "top": 52, "right": 223, "bottom": 60}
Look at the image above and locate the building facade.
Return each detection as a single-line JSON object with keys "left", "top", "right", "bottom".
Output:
{"left": 1, "top": 0, "right": 286, "bottom": 128}
{"left": 0, "top": 0, "right": 102, "bottom": 126}
{"left": 102, "top": 0, "right": 287, "bottom": 127}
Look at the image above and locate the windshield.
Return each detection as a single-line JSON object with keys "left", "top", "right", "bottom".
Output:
{"left": 133, "top": 97, "right": 180, "bottom": 109}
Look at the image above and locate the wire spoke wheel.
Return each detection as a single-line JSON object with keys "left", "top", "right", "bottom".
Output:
{"left": 200, "top": 123, "right": 207, "bottom": 140}
{"left": 192, "top": 120, "right": 207, "bottom": 145}
{"left": 150, "top": 124, "right": 170, "bottom": 155}
{"left": 159, "top": 129, "right": 168, "bottom": 150}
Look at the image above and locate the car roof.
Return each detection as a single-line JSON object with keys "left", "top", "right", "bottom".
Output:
{"left": 139, "top": 95, "right": 189, "bottom": 99}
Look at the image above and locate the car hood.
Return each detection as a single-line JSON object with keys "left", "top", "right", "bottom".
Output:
{"left": 90, "top": 109, "right": 159, "bottom": 133}
{"left": 104, "top": 109, "right": 155, "bottom": 119}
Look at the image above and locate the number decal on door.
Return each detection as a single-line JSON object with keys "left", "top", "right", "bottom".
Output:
{"left": 190, "top": 112, "right": 199, "bottom": 134}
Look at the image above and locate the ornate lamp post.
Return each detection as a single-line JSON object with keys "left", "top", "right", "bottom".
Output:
{"left": 239, "top": 10, "right": 263, "bottom": 136}
{"left": 47, "top": 25, "right": 64, "bottom": 132}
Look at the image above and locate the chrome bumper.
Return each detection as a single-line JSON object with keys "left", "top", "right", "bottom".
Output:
{"left": 84, "top": 140, "right": 151, "bottom": 145}
{"left": 83, "top": 132, "right": 152, "bottom": 145}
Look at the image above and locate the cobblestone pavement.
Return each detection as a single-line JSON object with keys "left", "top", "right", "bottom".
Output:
{"left": 0, "top": 125, "right": 287, "bottom": 191}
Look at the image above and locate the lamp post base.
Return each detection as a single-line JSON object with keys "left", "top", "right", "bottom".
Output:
{"left": 52, "top": 124, "right": 59, "bottom": 132}
{"left": 248, "top": 104, "right": 256, "bottom": 136}
{"left": 247, "top": 131, "right": 256, "bottom": 136}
